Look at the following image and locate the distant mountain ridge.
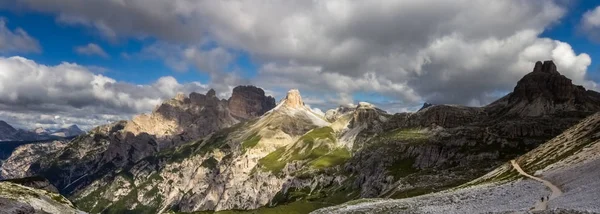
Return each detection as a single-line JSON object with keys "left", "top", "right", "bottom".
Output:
{"left": 0, "top": 121, "right": 84, "bottom": 142}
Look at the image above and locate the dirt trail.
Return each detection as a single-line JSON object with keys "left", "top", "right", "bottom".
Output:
{"left": 510, "top": 160, "right": 563, "bottom": 211}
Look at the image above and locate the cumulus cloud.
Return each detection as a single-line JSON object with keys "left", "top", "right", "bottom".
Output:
{"left": 0, "top": 56, "right": 208, "bottom": 129}
{"left": 2, "top": 0, "right": 597, "bottom": 114}
{"left": 128, "top": 42, "right": 246, "bottom": 96}
{"left": 0, "top": 18, "right": 40, "bottom": 53}
{"left": 74, "top": 43, "right": 109, "bottom": 58}
{"left": 581, "top": 6, "right": 600, "bottom": 42}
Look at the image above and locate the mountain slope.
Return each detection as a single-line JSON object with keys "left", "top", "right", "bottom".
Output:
{"left": 487, "top": 60, "right": 600, "bottom": 117}
{"left": 0, "top": 179, "right": 84, "bottom": 214}
{"left": 0, "top": 86, "right": 275, "bottom": 197}
{"left": 0, "top": 121, "right": 18, "bottom": 141}
{"left": 69, "top": 89, "right": 344, "bottom": 213}
{"left": 313, "top": 112, "right": 600, "bottom": 214}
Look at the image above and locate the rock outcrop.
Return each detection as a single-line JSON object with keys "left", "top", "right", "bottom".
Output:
{"left": 325, "top": 105, "right": 354, "bottom": 122}
{"left": 1, "top": 140, "right": 67, "bottom": 179}
{"left": 281, "top": 89, "right": 304, "bottom": 109}
{"left": 487, "top": 60, "right": 600, "bottom": 117}
{"left": 228, "top": 85, "right": 276, "bottom": 120}
{"left": 0, "top": 181, "right": 83, "bottom": 214}
{"left": 124, "top": 90, "right": 237, "bottom": 148}
{"left": 1, "top": 177, "right": 60, "bottom": 193}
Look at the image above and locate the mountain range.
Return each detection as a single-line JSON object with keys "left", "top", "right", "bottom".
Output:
{"left": 0, "top": 121, "right": 84, "bottom": 142}
{"left": 1, "top": 61, "right": 600, "bottom": 213}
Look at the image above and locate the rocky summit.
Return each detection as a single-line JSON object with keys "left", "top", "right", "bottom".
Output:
{"left": 487, "top": 60, "right": 600, "bottom": 117}
{"left": 228, "top": 85, "right": 277, "bottom": 120}
{"left": 1, "top": 61, "right": 600, "bottom": 214}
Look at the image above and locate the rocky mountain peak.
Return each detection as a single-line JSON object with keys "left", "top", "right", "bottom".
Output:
{"left": 207, "top": 89, "right": 216, "bottom": 97}
{"left": 175, "top": 93, "right": 186, "bottom": 102}
{"left": 419, "top": 102, "right": 434, "bottom": 111}
{"left": 487, "top": 60, "right": 600, "bottom": 117}
{"left": 0, "top": 120, "right": 16, "bottom": 133}
{"left": 511, "top": 60, "right": 580, "bottom": 104}
{"left": 351, "top": 102, "right": 388, "bottom": 126}
{"left": 357, "top": 102, "right": 375, "bottom": 109}
{"left": 228, "top": 85, "right": 276, "bottom": 119}
{"left": 533, "top": 60, "right": 559, "bottom": 75}
{"left": 282, "top": 89, "right": 304, "bottom": 109}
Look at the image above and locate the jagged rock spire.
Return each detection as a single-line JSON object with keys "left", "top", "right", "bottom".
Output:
{"left": 532, "top": 60, "right": 559, "bottom": 75}
{"left": 207, "top": 89, "right": 216, "bottom": 97}
{"left": 282, "top": 89, "right": 304, "bottom": 108}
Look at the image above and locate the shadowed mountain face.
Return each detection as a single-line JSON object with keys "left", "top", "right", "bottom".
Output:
{"left": 228, "top": 85, "right": 277, "bottom": 120}
{"left": 2, "top": 61, "right": 600, "bottom": 213}
{"left": 487, "top": 60, "right": 600, "bottom": 117}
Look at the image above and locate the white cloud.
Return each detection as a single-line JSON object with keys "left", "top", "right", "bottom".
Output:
{"left": 75, "top": 43, "right": 109, "bottom": 58}
{"left": 0, "top": 18, "right": 40, "bottom": 53}
{"left": 2, "top": 0, "right": 597, "bottom": 113}
{"left": 581, "top": 6, "right": 600, "bottom": 42}
{"left": 0, "top": 56, "right": 209, "bottom": 129}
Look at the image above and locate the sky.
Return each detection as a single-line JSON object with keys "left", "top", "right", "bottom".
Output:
{"left": 0, "top": 0, "right": 599, "bottom": 130}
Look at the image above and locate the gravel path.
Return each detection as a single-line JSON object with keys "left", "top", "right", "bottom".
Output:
{"left": 511, "top": 160, "right": 563, "bottom": 211}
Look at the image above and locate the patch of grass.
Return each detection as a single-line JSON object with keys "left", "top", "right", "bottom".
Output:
{"left": 309, "top": 148, "right": 351, "bottom": 169}
{"left": 523, "top": 136, "right": 597, "bottom": 173}
{"left": 298, "top": 127, "right": 336, "bottom": 144}
{"left": 386, "top": 158, "right": 419, "bottom": 179}
{"left": 258, "top": 147, "right": 287, "bottom": 174}
{"left": 257, "top": 127, "right": 342, "bottom": 174}
{"left": 378, "top": 128, "right": 428, "bottom": 143}
{"left": 201, "top": 157, "right": 219, "bottom": 170}
{"left": 242, "top": 134, "right": 261, "bottom": 151}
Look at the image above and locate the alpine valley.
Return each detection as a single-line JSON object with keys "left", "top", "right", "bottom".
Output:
{"left": 2, "top": 61, "right": 600, "bottom": 214}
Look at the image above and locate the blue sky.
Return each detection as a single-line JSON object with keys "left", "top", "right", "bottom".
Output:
{"left": 0, "top": 0, "right": 599, "bottom": 129}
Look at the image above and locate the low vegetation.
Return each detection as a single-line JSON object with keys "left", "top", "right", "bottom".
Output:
{"left": 258, "top": 127, "right": 351, "bottom": 174}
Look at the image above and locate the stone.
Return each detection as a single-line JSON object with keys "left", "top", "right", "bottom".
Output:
{"left": 282, "top": 89, "right": 304, "bottom": 108}
{"left": 487, "top": 60, "right": 600, "bottom": 117}
{"left": 228, "top": 86, "right": 276, "bottom": 119}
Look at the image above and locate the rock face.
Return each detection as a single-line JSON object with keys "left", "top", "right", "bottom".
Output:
{"left": 1, "top": 177, "right": 60, "bottom": 193}
{"left": 228, "top": 85, "right": 276, "bottom": 120}
{"left": 0, "top": 181, "right": 83, "bottom": 214}
{"left": 282, "top": 89, "right": 304, "bottom": 108}
{"left": 325, "top": 105, "right": 354, "bottom": 122}
{"left": 125, "top": 86, "right": 275, "bottom": 148}
{"left": 1, "top": 140, "right": 67, "bottom": 179}
{"left": 124, "top": 90, "right": 237, "bottom": 148}
{"left": 487, "top": 60, "right": 600, "bottom": 117}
